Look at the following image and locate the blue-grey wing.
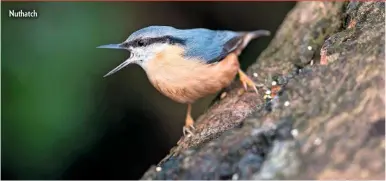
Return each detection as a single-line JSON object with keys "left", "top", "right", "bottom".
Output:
{"left": 182, "top": 29, "right": 243, "bottom": 64}
{"left": 207, "top": 35, "right": 243, "bottom": 64}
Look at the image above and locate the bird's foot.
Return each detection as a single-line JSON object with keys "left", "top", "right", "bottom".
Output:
{"left": 183, "top": 109, "right": 196, "bottom": 137}
{"left": 183, "top": 124, "right": 196, "bottom": 137}
{"left": 238, "top": 69, "right": 263, "bottom": 95}
{"left": 182, "top": 109, "right": 196, "bottom": 137}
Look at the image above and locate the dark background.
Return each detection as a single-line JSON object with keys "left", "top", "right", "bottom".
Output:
{"left": 2, "top": 2, "right": 295, "bottom": 180}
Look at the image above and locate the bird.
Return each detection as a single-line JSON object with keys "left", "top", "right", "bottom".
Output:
{"left": 97, "top": 26, "right": 270, "bottom": 136}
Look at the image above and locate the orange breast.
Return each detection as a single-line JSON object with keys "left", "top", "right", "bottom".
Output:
{"left": 146, "top": 45, "right": 240, "bottom": 104}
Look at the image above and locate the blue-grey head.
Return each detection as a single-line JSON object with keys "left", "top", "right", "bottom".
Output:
{"left": 98, "top": 26, "right": 188, "bottom": 77}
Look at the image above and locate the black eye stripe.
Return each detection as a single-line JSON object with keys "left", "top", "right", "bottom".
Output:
{"left": 125, "top": 36, "right": 186, "bottom": 48}
{"left": 120, "top": 42, "right": 131, "bottom": 48}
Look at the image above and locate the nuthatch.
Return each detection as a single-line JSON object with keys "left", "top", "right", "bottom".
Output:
{"left": 98, "top": 26, "right": 270, "bottom": 136}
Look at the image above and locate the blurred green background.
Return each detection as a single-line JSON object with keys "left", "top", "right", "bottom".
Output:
{"left": 2, "top": 2, "right": 295, "bottom": 180}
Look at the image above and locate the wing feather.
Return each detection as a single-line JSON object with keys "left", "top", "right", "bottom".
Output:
{"left": 206, "top": 35, "right": 243, "bottom": 64}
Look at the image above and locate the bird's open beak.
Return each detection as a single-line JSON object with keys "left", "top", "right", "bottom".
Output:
{"left": 103, "top": 58, "right": 133, "bottom": 77}
{"left": 97, "top": 43, "right": 131, "bottom": 77}
{"left": 97, "top": 43, "right": 125, "bottom": 49}
{"left": 98, "top": 43, "right": 136, "bottom": 77}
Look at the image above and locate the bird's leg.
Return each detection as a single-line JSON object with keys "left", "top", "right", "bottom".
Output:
{"left": 238, "top": 69, "right": 261, "bottom": 95}
{"left": 183, "top": 104, "right": 196, "bottom": 136}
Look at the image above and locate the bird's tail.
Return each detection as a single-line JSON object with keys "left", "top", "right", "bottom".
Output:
{"left": 236, "top": 30, "right": 271, "bottom": 55}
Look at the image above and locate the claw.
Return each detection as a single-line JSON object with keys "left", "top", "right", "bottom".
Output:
{"left": 183, "top": 125, "right": 195, "bottom": 137}
{"left": 238, "top": 69, "right": 260, "bottom": 95}
{"left": 242, "top": 81, "right": 248, "bottom": 90}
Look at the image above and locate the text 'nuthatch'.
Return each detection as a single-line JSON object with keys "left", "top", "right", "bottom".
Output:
{"left": 98, "top": 26, "right": 270, "bottom": 136}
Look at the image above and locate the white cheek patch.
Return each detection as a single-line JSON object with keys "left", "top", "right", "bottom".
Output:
{"left": 146, "top": 44, "right": 169, "bottom": 60}
{"left": 134, "top": 43, "right": 169, "bottom": 69}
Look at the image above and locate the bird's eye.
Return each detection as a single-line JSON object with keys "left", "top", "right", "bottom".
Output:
{"left": 137, "top": 39, "right": 146, "bottom": 46}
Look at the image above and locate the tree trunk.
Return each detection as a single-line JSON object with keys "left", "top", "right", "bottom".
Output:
{"left": 142, "top": 2, "right": 385, "bottom": 179}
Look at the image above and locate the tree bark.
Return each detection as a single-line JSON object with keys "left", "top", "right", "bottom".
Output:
{"left": 142, "top": 2, "right": 385, "bottom": 179}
